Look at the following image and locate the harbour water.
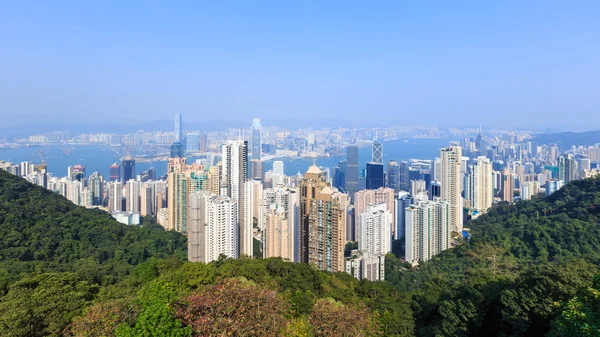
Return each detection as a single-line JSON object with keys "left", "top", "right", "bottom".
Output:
{"left": 0, "top": 138, "right": 454, "bottom": 179}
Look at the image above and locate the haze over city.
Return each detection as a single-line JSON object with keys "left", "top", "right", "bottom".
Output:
{"left": 1, "top": 1, "right": 600, "bottom": 131}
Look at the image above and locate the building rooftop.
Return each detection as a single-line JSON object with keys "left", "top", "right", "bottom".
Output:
{"left": 306, "top": 165, "right": 322, "bottom": 175}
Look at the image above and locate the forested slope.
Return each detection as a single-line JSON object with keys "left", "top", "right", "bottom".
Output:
{"left": 0, "top": 169, "right": 187, "bottom": 294}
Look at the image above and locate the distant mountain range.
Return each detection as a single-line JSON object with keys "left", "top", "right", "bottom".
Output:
{"left": 529, "top": 130, "right": 600, "bottom": 149}
{"left": 0, "top": 117, "right": 362, "bottom": 137}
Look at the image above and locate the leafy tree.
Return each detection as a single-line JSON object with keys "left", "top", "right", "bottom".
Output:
{"left": 0, "top": 273, "right": 98, "bottom": 337}
{"left": 175, "top": 278, "right": 289, "bottom": 336}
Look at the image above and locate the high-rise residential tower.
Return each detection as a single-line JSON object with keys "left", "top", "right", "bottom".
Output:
{"left": 261, "top": 187, "right": 299, "bottom": 262}
{"left": 357, "top": 203, "right": 392, "bottom": 256}
{"left": 221, "top": 140, "right": 251, "bottom": 256}
{"left": 167, "top": 157, "right": 208, "bottom": 232}
{"left": 405, "top": 194, "right": 450, "bottom": 265}
{"left": 300, "top": 165, "right": 348, "bottom": 272}
{"left": 471, "top": 156, "right": 493, "bottom": 213}
{"left": 440, "top": 145, "right": 463, "bottom": 235}
{"left": 353, "top": 187, "right": 395, "bottom": 240}
{"left": 558, "top": 154, "right": 576, "bottom": 183}
{"left": 502, "top": 169, "right": 514, "bottom": 203}
{"left": 187, "top": 192, "right": 239, "bottom": 263}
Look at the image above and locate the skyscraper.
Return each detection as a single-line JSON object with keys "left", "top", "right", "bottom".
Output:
{"left": 188, "top": 192, "right": 239, "bottom": 263}
{"left": 125, "top": 179, "right": 141, "bottom": 213}
{"left": 109, "top": 163, "right": 121, "bottom": 182}
{"left": 353, "top": 187, "right": 395, "bottom": 240}
{"left": 440, "top": 145, "right": 463, "bottom": 235}
{"left": 471, "top": 156, "right": 493, "bottom": 213}
{"left": 405, "top": 195, "right": 450, "bottom": 265}
{"left": 410, "top": 179, "right": 427, "bottom": 197}
{"left": 121, "top": 157, "right": 135, "bottom": 184}
{"left": 366, "top": 162, "right": 384, "bottom": 189}
{"left": 502, "top": 169, "right": 514, "bottom": 203}
{"left": 221, "top": 140, "right": 251, "bottom": 256}
{"left": 167, "top": 157, "right": 208, "bottom": 232}
{"left": 558, "top": 154, "right": 576, "bottom": 183}
{"left": 333, "top": 160, "right": 346, "bottom": 192}
{"left": 107, "top": 181, "right": 123, "bottom": 212}
{"left": 186, "top": 132, "right": 200, "bottom": 153}
{"left": 170, "top": 142, "right": 184, "bottom": 158}
{"left": 345, "top": 145, "right": 359, "bottom": 197}
{"left": 251, "top": 118, "right": 262, "bottom": 160}
{"left": 175, "top": 113, "right": 183, "bottom": 142}
{"left": 88, "top": 172, "right": 103, "bottom": 206}
{"left": 399, "top": 161, "right": 410, "bottom": 192}
{"left": 300, "top": 165, "right": 348, "bottom": 272}
{"left": 387, "top": 160, "right": 400, "bottom": 192}
{"left": 261, "top": 187, "right": 298, "bottom": 262}
{"left": 394, "top": 191, "right": 411, "bottom": 241}
{"left": 250, "top": 159, "right": 265, "bottom": 181}
{"left": 357, "top": 203, "right": 392, "bottom": 256}
{"left": 220, "top": 140, "right": 249, "bottom": 201}
{"left": 273, "top": 161, "right": 284, "bottom": 175}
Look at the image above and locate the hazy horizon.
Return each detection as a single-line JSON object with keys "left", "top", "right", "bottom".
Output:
{"left": 1, "top": 1, "right": 599, "bottom": 130}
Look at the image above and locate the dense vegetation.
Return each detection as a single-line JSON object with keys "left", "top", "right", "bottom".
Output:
{"left": 0, "top": 169, "right": 187, "bottom": 296}
{"left": 1, "top": 169, "right": 600, "bottom": 336}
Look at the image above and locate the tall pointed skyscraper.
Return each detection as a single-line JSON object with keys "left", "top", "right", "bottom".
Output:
{"left": 440, "top": 145, "right": 463, "bottom": 236}
{"left": 372, "top": 140, "right": 383, "bottom": 164}
{"left": 175, "top": 113, "right": 183, "bottom": 142}
{"left": 251, "top": 118, "right": 262, "bottom": 160}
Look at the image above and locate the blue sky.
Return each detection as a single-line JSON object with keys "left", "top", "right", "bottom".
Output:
{"left": 1, "top": 1, "right": 599, "bottom": 130}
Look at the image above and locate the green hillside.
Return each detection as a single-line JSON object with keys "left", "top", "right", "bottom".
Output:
{"left": 0, "top": 169, "right": 187, "bottom": 293}
{"left": 1, "top": 169, "right": 600, "bottom": 336}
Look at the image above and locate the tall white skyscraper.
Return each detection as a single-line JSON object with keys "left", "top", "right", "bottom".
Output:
{"left": 107, "top": 181, "right": 123, "bottom": 212}
{"left": 221, "top": 140, "right": 250, "bottom": 255}
{"left": 405, "top": 195, "right": 450, "bottom": 265}
{"left": 440, "top": 145, "right": 463, "bottom": 235}
{"left": 221, "top": 140, "right": 248, "bottom": 201}
{"left": 188, "top": 192, "right": 239, "bottom": 263}
{"left": 357, "top": 203, "right": 392, "bottom": 256}
{"left": 471, "top": 156, "right": 493, "bottom": 213}
{"left": 125, "top": 179, "right": 141, "bottom": 213}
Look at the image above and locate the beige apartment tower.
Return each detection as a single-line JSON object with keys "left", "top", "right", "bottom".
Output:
{"left": 300, "top": 165, "right": 348, "bottom": 272}
{"left": 440, "top": 146, "right": 463, "bottom": 236}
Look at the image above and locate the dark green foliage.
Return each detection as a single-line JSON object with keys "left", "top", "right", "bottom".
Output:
{"left": 344, "top": 241, "right": 358, "bottom": 257}
{"left": 0, "top": 170, "right": 187, "bottom": 294}
{"left": 253, "top": 237, "right": 262, "bottom": 258}
{"left": 0, "top": 273, "right": 99, "bottom": 337}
